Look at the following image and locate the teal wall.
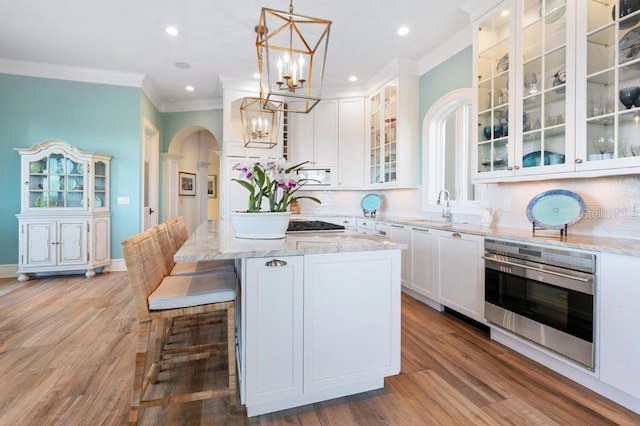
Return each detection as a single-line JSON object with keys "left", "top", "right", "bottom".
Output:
{"left": 0, "top": 74, "right": 143, "bottom": 263}
{"left": 418, "top": 45, "right": 473, "bottom": 183}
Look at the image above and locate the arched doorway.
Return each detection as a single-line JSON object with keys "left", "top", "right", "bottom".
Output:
{"left": 164, "top": 126, "right": 221, "bottom": 233}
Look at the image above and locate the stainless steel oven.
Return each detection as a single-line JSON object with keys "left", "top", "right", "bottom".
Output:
{"left": 484, "top": 238, "right": 596, "bottom": 370}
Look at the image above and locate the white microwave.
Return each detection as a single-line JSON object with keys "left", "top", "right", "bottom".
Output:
{"left": 297, "top": 168, "right": 331, "bottom": 186}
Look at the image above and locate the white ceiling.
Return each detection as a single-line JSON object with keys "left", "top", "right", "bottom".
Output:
{"left": 0, "top": 0, "right": 471, "bottom": 110}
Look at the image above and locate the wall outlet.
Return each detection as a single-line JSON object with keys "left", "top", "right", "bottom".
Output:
{"left": 503, "top": 199, "right": 511, "bottom": 212}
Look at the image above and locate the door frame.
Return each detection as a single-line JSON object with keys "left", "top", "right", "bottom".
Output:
{"left": 142, "top": 118, "right": 160, "bottom": 230}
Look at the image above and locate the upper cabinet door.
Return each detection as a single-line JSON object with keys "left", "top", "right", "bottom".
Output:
{"left": 475, "top": 2, "right": 515, "bottom": 179}
{"left": 516, "top": 0, "right": 575, "bottom": 176}
{"left": 576, "top": 0, "right": 640, "bottom": 172}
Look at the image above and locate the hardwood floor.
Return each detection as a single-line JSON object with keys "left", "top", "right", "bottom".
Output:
{"left": 0, "top": 272, "right": 639, "bottom": 425}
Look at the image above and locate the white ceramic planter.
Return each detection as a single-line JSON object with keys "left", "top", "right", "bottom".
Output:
{"left": 230, "top": 211, "right": 291, "bottom": 239}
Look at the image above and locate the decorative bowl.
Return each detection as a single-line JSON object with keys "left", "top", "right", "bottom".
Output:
{"left": 619, "top": 86, "right": 640, "bottom": 109}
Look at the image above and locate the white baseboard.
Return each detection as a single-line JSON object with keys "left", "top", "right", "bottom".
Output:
{"left": 0, "top": 259, "right": 127, "bottom": 279}
{"left": 0, "top": 264, "right": 17, "bottom": 279}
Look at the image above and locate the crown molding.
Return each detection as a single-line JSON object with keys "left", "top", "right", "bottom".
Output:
{"left": 141, "top": 77, "right": 162, "bottom": 110}
{"left": 460, "top": 0, "right": 503, "bottom": 22}
{"left": 0, "top": 58, "right": 144, "bottom": 87}
{"left": 160, "top": 98, "right": 223, "bottom": 113}
{"left": 418, "top": 24, "right": 472, "bottom": 76}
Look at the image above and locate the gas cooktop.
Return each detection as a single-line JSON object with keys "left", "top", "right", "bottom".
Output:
{"left": 286, "top": 220, "right": 345, "bottom": 233}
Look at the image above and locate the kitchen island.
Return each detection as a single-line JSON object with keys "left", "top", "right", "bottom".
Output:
{"left": 175, "top": 220, "right": 404, "bottom": 417}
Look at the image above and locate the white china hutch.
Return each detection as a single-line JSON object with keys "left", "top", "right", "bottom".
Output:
{"left": 470, "top": 0, "right": 640, "bottom": 182}
{"left": 15, "top": 139, "right": 112, "bottom": 281}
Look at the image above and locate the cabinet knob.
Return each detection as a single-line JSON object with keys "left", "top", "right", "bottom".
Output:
{"left": 507, "top": 166, "right": 513, "bottom": 171}
{"left": 513, "top": 165, "right": 520, "bottom": 170}
{"left": 265, "top": 259, "right": 287, "bottom": 267}
{"left": 452, "top": 232, "right": 462, "bottom": 238}
{"left": 575, "top": 158, "right": 583, "bottom": 164}
{"left": 24, "top": 181, "right": 29, "bottom": 185}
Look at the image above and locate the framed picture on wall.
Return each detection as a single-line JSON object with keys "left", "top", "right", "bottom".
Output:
{"left": 207, "top": 175, "right": 217, "bottom": 198}
{"left": 179, "top": 171, "right": 196, "bottom": 196}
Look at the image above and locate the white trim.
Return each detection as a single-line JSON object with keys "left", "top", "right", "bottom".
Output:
{"left": 160, "top": 98, "right": 223, "bottom": 113}
{"left": 0, "top": 264, "right": 17, "bottom": 279}
{"left": 460, "top": 0, "right": 504, "bottom": 22}
{"left": 109, "top": 258, "right": 127, "bottom": 272}
{"left": 0, "top": 58, "right": 144, "bottom": 88}
{"left": 141, "top": 77, "right": 162, "bottom": 110}
{"left": 418, "top": 25, "right": 473, "bottom": 76}
{"left": 422, "top": 88, "right": 481, "bottom": 217}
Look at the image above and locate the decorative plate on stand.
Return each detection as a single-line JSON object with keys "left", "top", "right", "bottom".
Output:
{"left": 526, "top": 189, "right": 586, "bottom": 230}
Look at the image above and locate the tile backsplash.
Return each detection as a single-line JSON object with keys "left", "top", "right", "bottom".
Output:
{"left": 299, "top": 174, "right": 640, "bottom": 239}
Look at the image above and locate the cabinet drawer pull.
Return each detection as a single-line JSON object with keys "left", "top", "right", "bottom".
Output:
{"left": 390, "top": 224, "right": 403, "bottom": 228}
{"left": 412, "top": 227, "right": 428, "bottom": 232}
{"left": 265, "top": 259, "right": 287, "bottom": 267}
{"left": 452, "top": 232, "right": 462, "bottom": 238}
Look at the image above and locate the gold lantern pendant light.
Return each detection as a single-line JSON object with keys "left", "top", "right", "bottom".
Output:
{"left": 240, "top": 40, "right": 284, "bottom": 149}
{"left": 256, "top": 0, "right": 332, "bottom": 114}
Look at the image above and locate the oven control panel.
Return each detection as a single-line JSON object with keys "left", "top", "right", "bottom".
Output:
{"left": 485, "top": 239, "right": 596, "bottom": 273}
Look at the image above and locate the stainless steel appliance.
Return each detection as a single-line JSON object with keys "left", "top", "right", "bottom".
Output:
{"left": 484, "top": 238, "right": 596, "bottom": 370}
{"left": 287, "top": 220, "right": 345, "bottom": 233}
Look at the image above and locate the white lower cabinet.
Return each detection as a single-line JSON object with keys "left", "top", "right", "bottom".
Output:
{"left": 387, "top": 224, "right": 409, "bottom": 287}
{"left": 409, "top": 226, "right": 436, "bottom": 300}
{"left": 435, "top": 230, "right": 485, "bottom": 322}
{"left": 244, "top": 256, "right": 304, "bottom": 406}
{"left": 23, "top": 220, "right": 87, "bottom": 268}
{"left": 17, "top": 216, "right": 110, "bottom": 280}
{"left": 599, "top": 252, "right": 640, "bottom": 400}
{"left": 242, "top": 250, "right": 401, "bottom": 416}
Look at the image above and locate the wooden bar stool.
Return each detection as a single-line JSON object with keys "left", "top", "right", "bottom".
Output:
{"left": 121, "top": 230, "right": 237, "bottom": 425}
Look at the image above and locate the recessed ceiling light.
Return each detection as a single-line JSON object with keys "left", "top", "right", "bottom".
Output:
{"left": 165, "top": 26, "right": 179, "bottom": 36}
{"left": 174, "top": 62, "right": 191, "bottom": 69}
{"left": 348, "top": 76, "right": 358, "bottom": 82}
{"left": 253, "top": 73, "right": 261, "bottom": 79}
{"left": 397, "top": 26, "right": 410, "bottom": 36}
{"left": 185, "top": 85, "right": 195, "bottom": 92}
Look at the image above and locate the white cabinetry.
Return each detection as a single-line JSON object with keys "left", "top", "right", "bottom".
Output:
{"left": 288, "top": 100, "right": 339, "bottom": 168}
{"left": 387, "top": 224, "right": 409, "bottom": 287}
{"left": 303, "top": 251, "right": 400, "bottom": 392}
{"left": 599, "top": 252, "right": 640, "bottom": 400}
{"left": 15, "top": 139, "right": 111, "bottom": 281}
{"left": 241, "top": 250, "right": 401, "bottom": 416}
{"left": 435, "top": 230, "right": 485, "bottom": 322}
{"left": 409, "top": 226, "right": 437, "bottom": 301}
{"left": 338, "top": 98, "right": 365, "bottom": 188}
{"left": 471, "top": 0, "right": 640, "bottom": 183}
{"left": 366, "top": 65, "right": 419, "bottom": 188}
{"left": 244, "top": 256, "right": 304, "bottom": 406}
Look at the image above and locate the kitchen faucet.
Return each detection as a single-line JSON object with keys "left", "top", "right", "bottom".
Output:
{"left": 437, "top": 189, "right": 452, "bottom": 222}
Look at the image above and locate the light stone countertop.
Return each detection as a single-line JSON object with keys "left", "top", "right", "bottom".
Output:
{"left": 358, "top": 215, "right": 640, "bottom": 257}
{"left": 174, "top": 220, "right": 405, "bottom": 262}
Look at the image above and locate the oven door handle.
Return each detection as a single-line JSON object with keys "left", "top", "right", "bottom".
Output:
{"left": 482, "top": 256, "right": 591, "bottom": 283}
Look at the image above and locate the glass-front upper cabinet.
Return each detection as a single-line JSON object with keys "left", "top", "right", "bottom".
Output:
{"left": 26, "top": 154, "right": 86, "bottom": 209}
{"left": 474, "top": 0, "right": 575, "bottom": 180}
{"left": 17, "top": 140, "right": 111, "bottom": 212}
{"left": 476, "top": 3, "right": 513, "bottom": 177}
{"left": 577, "top": 0, "right": 640, "bottom": 169}
{"left": 518, "top": 0, "right": 573, "bottom": 173}
{"left": 369, "top": 79, "right": 398, "bottom": 185}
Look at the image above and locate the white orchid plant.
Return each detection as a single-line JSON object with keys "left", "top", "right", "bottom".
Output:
{"left": 232, "top": 158, "right": 321, "bottom": 213}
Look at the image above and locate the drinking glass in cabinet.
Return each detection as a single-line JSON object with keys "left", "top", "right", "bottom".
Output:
{"left": 524, "top": 72, "right": 539, "bottom": 95}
